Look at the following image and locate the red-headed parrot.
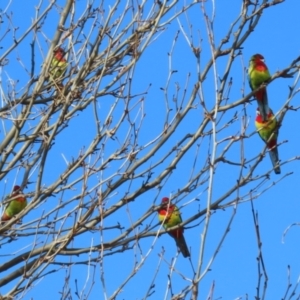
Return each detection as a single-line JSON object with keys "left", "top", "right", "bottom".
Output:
{"left": 255, "top": 107, "right": 281, "bottom": 174}
{"left": 49, "top": 47, "right": 68, "bottom": 85}
{"left": 248, "top": 54, "right": 271, "bottom": 122}
{"left": 1, "top": 185, "right": 27, "bottom": 222}
{"left": 157, "top": 197, "right": 190, "bottom": 258}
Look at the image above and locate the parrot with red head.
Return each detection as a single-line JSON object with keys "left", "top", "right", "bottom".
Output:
{"left": 1, "top": 185, "right": 27, "bottom": 222}
{"left": 255, "top": 107, "right": 281, "bottom": 174}
{"left": 248, "top": 54, "right": 271, "bottom": 122}
{"left": 49, "top": 47, "right": 68, "bottom": 84}
{"left": 157, "top": 197, "right": 190, "bottom": 258}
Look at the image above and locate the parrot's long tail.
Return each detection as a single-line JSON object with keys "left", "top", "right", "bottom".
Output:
{"left": 1, "top": 213, "right": 10, "bottom": 222}
{"left": 257, "top": 89, "right": 270, "bottom": 122}
{"left": 175, "top": 235, "right": 190, "bottom": 258}
{"left": 269, "top": 147, "right": 281, "bottom": 174}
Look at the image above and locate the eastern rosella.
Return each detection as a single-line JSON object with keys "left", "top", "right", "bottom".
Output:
{"left": 1, "top": 185, "right": 27, "bottom": 222}
{"left": 49, "top": 47, "right": 68, "bottom": 84}
{"left": 248, "top": 54, "right": 271, "bottom": 122}
{"left": 255, "top": 108, "right": 281, "bottom": 174}
{"left": 158, "top": 197, "right": 190, "bottom": 258}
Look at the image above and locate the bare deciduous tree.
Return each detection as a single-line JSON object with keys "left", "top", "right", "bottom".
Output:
{"left": 0, "top": 0, "right": 300, "bottom": 299}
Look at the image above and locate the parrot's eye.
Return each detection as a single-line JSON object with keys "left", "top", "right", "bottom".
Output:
{"left": 256, "top": 110, "right": 261, "bottom": 116}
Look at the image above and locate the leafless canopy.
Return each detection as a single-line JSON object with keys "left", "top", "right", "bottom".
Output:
{"left": 0, "top": 0, "right": 299, "bottom": 299}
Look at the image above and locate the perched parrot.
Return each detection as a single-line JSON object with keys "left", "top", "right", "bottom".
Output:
{"left": 248, "top": 54, "right": 271, "bottom": 122}
{"left": 157, "top": 197, "right": 190, "bottom": 258}
{"left": 255, "top": 107, "right": 281, "bottom": 174}
{"left": 1, "top": 185, "right": 27, "bottom": 222}
{"left": 49, "top": 47, "right": 68, "bottom": 83}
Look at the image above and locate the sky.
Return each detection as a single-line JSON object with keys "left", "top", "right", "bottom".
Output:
{"left": 1, "top": 0, "right": 300, "bottom": 299}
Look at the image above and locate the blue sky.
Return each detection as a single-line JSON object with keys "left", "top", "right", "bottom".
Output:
{"left": 1, "top": 0, "right": 300, "bottom": 299}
